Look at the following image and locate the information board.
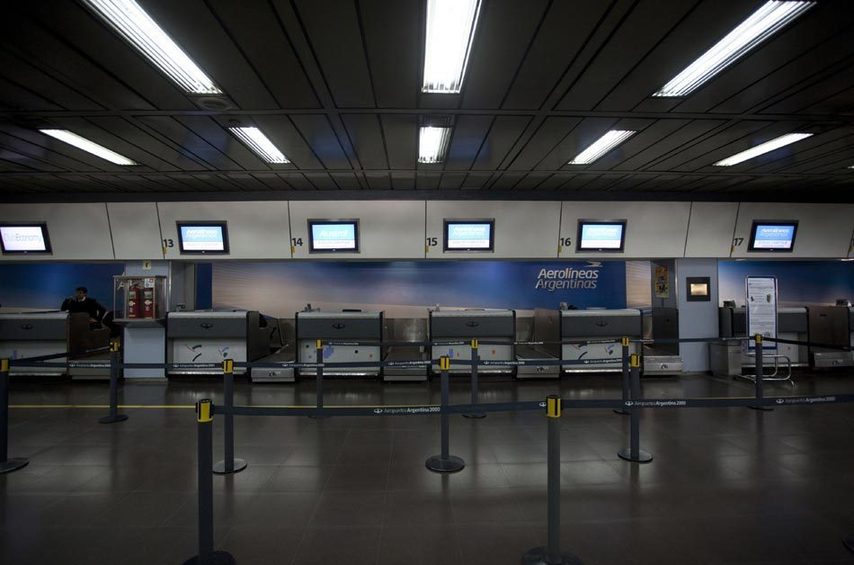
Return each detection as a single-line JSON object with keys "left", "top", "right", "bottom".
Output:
{"left": 745, "top": 276, "right": 778, "bottom": 350}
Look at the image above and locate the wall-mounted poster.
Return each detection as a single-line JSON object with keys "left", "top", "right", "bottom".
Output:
{"left": 654, "top": 264, "right": 670, "bottom": 298}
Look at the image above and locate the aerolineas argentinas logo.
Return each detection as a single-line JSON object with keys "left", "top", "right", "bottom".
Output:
{"left": 535, "top": 262, "right": 602, "bottom": 291}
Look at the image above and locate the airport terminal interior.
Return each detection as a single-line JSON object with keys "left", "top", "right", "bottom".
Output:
{"left": 1, "top": 1, "right": 854, "bottom": 564}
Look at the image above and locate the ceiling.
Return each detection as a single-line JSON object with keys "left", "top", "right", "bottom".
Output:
{"left": 1, "top": 0, "right": 853, "bottom": 202}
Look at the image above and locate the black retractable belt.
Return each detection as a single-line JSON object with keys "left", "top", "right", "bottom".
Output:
{"left": 426, "top": 356, "right": 465, "bottom": 473}
{"left": 213, "top": 359, "right": 246, "bottom": 475}
{"left": 0, "top": 358, "right": 28, "bottom": 474}
{"left": 463, "top": 339, "right": 485, "bottom": 419}
{"left": 617, "top": 354, "right": 653, "bottom": 464}
{"left": 184, "top": 400, "right": 235, "bottom": 565}
{"left": 522, "top": 395, "right": 583, "bottom": 565}
{"left": 99, "top": 340, "right": 128, "bottom": 424}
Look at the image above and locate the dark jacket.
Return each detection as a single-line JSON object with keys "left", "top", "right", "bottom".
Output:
{"left": 61, "top": 297, "right": 106, "bottom": 321}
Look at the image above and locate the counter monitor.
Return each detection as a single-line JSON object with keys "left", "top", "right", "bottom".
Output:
{"left": 748, "top": 221, "right": 798, "bottom": 252}
{"left": 444, "top": 220, "right": 495, "bottom": 251}
{"left": 309, "top": 220, "right": 359, "bottom": 253}
{"left": 0, "top": 223, "right": 52, "bottom": 254}
{"left": 577, "top": 220, "right": 626, "bottom": 252}
{"left": 177, "top": 222, "right": 229, "bottom": 254}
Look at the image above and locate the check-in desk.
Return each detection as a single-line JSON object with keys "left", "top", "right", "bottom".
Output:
{"left": 718, "top": 306, "right": 809, "bottom": 368}
{"left": 516, "top": 308, "right": 560, "bottom": 379}
{"left": 383, "top": 317, "right": 429, "bottom": 382}
{"left": 809, "top": 306, "right": 854, "bottom": 368}
{"left": 561, "top": 309, "right": 642, "bottom": 373}
{"left": 429, "top": 309, "right": 515, "bottom": 375}
{"left": 296, "top": 311, "right": 383, "bottom": 377}
{"left": 0, "top": 311, "right": 110, "bottom": 377}
{"left": 167, "top": 311, "right": 273, "bottom": 376}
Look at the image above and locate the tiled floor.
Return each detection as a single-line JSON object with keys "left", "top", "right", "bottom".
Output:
{"left": 2, "top": 371, "right": 854, "bottom": 565}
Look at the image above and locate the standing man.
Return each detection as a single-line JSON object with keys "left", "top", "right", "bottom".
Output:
{"left": 61, "top": 286, "right": 107, "bottom": 327}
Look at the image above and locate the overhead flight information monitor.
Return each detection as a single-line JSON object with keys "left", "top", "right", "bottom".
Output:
{"left": 576, "top": 220, "right": 627, "bottom": 252}
{"left": 444, "top": 220, "right": 495, "bottom": 251}
{"left": 0, "top": 223, "right": 52, "bottom": 254}
{"left": 309, "top": 220, "right": 359, "bottom": 253}
{"left": 748, "top": 221, "right": 798, "bottom": 252}
{"left": 176, "top": 222, "right": 229, "bottom": 254}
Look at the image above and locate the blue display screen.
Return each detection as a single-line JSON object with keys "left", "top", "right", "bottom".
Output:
{"left": 751, "top": 224, "right": 796, "bottom": 250}
{"left": 446, "top": 222, "right": 493, "bottom": 250}
{"left": 178, "top": 224, "right": 227, "bottom": 253}
{"left": 310, "top": 222, "right": 357, "bottom": 251}
{"left": 578, "top": 223, "right": 625, "bottom": 250}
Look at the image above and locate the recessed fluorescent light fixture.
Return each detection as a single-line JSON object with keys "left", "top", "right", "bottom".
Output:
{"left": 81, "top": 0, "right": 221, "bottom": 95}
{"left": 568, "top": 130, "right": 636, "bottom": 165}
{"left": 229, "top": 127, "right": 289, "bottom": 164}
{"left": 418, "top": 126, "right": 452, "bottom": 164}
{"left": 39, "top": 129, "right": 136, "bottom": 165}
{"left": 654, "top": 1, "right": 815, "bottom": 97}
{"left": 422, "top": 0, "right": 482, "bottom": 93}
{"left": 713, "top": 132, "right": 813, "bottom": 166}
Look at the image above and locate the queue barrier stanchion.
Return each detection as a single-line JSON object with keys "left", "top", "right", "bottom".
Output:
{"left": 426, "top": 355, "right": 465, "bottom": 473}
{"left": 184, "top": 399, "right": 235, "bottom": 565}
{"left": 0, "top": 358, "right": 28, "bottom": 474}
{"left": 309, "top": 339, "right": 327, "bottom": 419}
{"left": 463, "top": 339, "right": 485, "bottom": 419}
{"left": 522, "top": 395, "right": 583, "bottom": 565}
{"left": 617, "top": 353, "right": 653, "bottom": 464}
{"left": 213, "top": 359, "right": 246, "bottom": 475}
{"left": 749, "top": 334, "right": 773, "bottom": 412}
{"left": 614, "top": 336, "right": 631, "bottom": 416}
{"left": 98, "top": 340, "right": 128, "bottom": 425}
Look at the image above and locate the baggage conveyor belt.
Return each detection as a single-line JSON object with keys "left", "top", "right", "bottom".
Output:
{"left": 249, "top": 347, "right": 295, "bottom": 383}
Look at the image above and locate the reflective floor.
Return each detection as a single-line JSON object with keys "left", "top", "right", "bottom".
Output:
{"left": 3, "top": 371, "right": 854, "bottom": 565}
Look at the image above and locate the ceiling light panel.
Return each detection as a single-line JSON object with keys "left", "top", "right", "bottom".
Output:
{"left": 713, "top": 133, "right": 813, "bottom": 166}
{"left": 229, "top": 127, "right": 289, "bottom": 164}
{"left": 422, "top": 0, "right": 482, "bottom": 93}
{"left": 39, "top": 129, "right": 136, "bottom": 165}
{"left": 418, "top": 126, "right": 452, "bottom": 164}
{"left": 568, "top": 130, "right": 637, "bottom": 165}
{"left": 81, "top": 0, "right": 221, "bottom": 95}
{"left": 654, "top": 1, "right": 815, "bottom": 97}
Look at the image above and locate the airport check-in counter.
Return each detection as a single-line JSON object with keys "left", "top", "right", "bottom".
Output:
{"left": 429, "top": 309, "right": 515, "bottom": 375}
{"left": 718, "top": 306, "right": 809, "bottom": 368}
{"left": 383, "top": 317, "right": 429, "bottom": 382}
{"left": 809, "top": 306, "right": 854, "bottom": 368}
{"left": 561, "top": 309, "right": 642, "bottom": 372}
{"left": 0, "top": 311, "right": 111, "bottom": 377}
{"left": 516, "top": 308, "right": 560, "bottom": 379}
{"left": 166, "top": 311, "right": 274, "bottom": 376}
{"left": 296, "top": 311, "right": 383, "bottom": 377}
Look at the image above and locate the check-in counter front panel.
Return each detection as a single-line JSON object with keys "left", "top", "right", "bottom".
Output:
{"left": 296, "top": 312, "right": 383, "bottom": 376}
{"left": 561, "top": 309, "right": 641, "bottom": 372}
{"left": 429, "top": 310, "right": 515, "bottom": 374}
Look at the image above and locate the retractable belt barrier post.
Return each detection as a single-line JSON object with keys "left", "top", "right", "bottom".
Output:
{"left": 309, "top": 340, "right": 327, "bottom": 419}
{"left": 463, "top": 339, "right": 485, "bottom": 419}
{"left": 98, "top": 340, "right": 128, "bottom": 425}
{"left": 426, "top": 356, "right": 465, "bottom": 473}
{"left": 614, "top": 337, "right": 631, "bottom": 416}
{"left": 617, "top": 354, "right": 653, "bottom": 464}
{"left": 0, "top": 358, "right": 28, "bottom": 474}
{"left": 523, "top": 395, "right": 583, "bottom": 565}
{"left": 749, "top": 334, "right": 773, "bottom": 412}
{"left": 184, "top": 400, "right": 235, "bottom": 565}
{"left": 213, "top": 359, "right": 246, "bottom": 475}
